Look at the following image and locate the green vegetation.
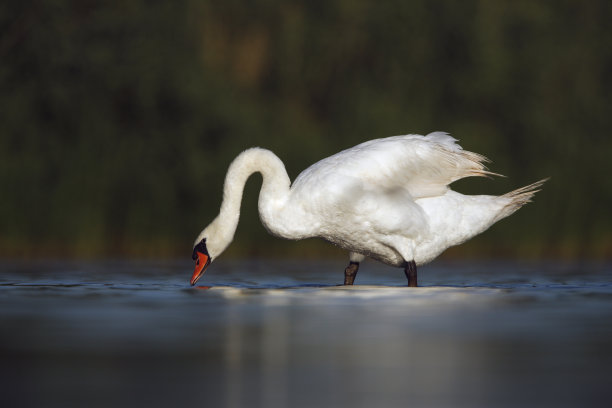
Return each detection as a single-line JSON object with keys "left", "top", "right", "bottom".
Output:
{"left": 1, "top": 1, "right": 611, "bottom": 259}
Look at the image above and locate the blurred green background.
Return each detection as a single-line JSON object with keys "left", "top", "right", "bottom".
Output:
{"left": 1, "top": 0, "right": 610, "bottom": 259}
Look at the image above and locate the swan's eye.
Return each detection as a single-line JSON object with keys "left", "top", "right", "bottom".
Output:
{"left": 192, "top": 238, "right": 208, "bottom": 260}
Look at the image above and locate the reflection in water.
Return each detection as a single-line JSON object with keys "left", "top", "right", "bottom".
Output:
{"left": 261, "top": 301, "right": 289, "bottom": 408}
{"left": 225, "top": 306, "right": 243, "bottom": 408}
{"left": 209, "top": 284, "right": 612, "bottom": 407}
{"left": 223, "top": 295, "right": 292, "bottom": 408}
{"left": 0, "top": 260, "right": 611, "bottom": 407}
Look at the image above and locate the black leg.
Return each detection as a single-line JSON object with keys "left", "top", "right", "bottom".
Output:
{"left": 404, "top": 260, "right": 417, "bottom": 287}
{"left": 344, "top": 261, "right": 360, "bottom": 285}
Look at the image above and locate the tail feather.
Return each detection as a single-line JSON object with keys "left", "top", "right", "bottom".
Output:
{"left": 496, "top": 178, "right": 549, "bottom": 221}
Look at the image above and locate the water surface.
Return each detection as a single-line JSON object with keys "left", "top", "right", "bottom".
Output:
{"left": 1, "top": 259, "right": 611, "bottom": 407}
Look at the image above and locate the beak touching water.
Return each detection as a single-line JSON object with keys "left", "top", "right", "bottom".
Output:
{"left": 190, "top": 251, "right": 211, "bottom": 286}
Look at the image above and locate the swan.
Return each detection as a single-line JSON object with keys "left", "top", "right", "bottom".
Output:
{"left": 190, "top": 132, "right": 546, "bottom": 287}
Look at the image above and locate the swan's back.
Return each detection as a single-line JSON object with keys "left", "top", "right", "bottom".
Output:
{"left": 292, "top": 132, "right": 494, "bottom": 199}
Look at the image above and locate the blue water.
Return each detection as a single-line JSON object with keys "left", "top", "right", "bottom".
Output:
{"left": 1, "top": 259, "right": 611, "bottom": 408}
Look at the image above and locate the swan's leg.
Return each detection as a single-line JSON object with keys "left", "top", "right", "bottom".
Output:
{"left": 344, "top": 253, "right": 365, "bottom": 285}
{"left": 344, "top": 262, "right": 360, "bottom": 285}
{"left": 404, "top": 260, "right": 418, "bottom": 287}
{"left": 383, "top": 236, "right": 417, "bottom": 287}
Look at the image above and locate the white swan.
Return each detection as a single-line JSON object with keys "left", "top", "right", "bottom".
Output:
{"left": 191, "top": 132, "right": 546, "bottom": 286}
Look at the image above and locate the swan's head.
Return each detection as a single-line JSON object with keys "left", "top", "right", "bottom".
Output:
{"left": 190, "top": 219, "right": 233, "bottom": 286}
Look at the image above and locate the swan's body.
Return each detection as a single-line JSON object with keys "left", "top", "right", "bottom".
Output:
{"left": 191, "top": 132, "right": 545, "bottom": 286}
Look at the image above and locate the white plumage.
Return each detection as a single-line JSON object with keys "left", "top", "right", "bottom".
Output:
{"left": 190, "top": 132, "right": 546, "bottom": 286}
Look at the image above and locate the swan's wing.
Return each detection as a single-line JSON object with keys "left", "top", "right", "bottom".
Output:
{"left": 293, "top": 132, "right": 497, "bottom": 199}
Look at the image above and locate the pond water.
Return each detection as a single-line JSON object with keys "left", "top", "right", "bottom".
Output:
{"left": 1, "top": 259, "right": 611, "bottom": 408}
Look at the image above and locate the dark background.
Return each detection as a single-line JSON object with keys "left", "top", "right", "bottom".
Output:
{"left": 1, "top": 0, "right": 611, "bottom": 259}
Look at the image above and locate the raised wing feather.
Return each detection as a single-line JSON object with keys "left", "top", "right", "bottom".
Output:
{"left": 293, "top": 132, "right": 496, "bottom": 199}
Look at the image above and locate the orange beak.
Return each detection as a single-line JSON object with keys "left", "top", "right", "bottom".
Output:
{"left": 190, "top": 251, "right": 211, "bottom": 286}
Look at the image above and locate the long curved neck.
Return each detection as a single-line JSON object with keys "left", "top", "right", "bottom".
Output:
{"left": 205, "top": 148, "right": 293, "bottom": 254}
